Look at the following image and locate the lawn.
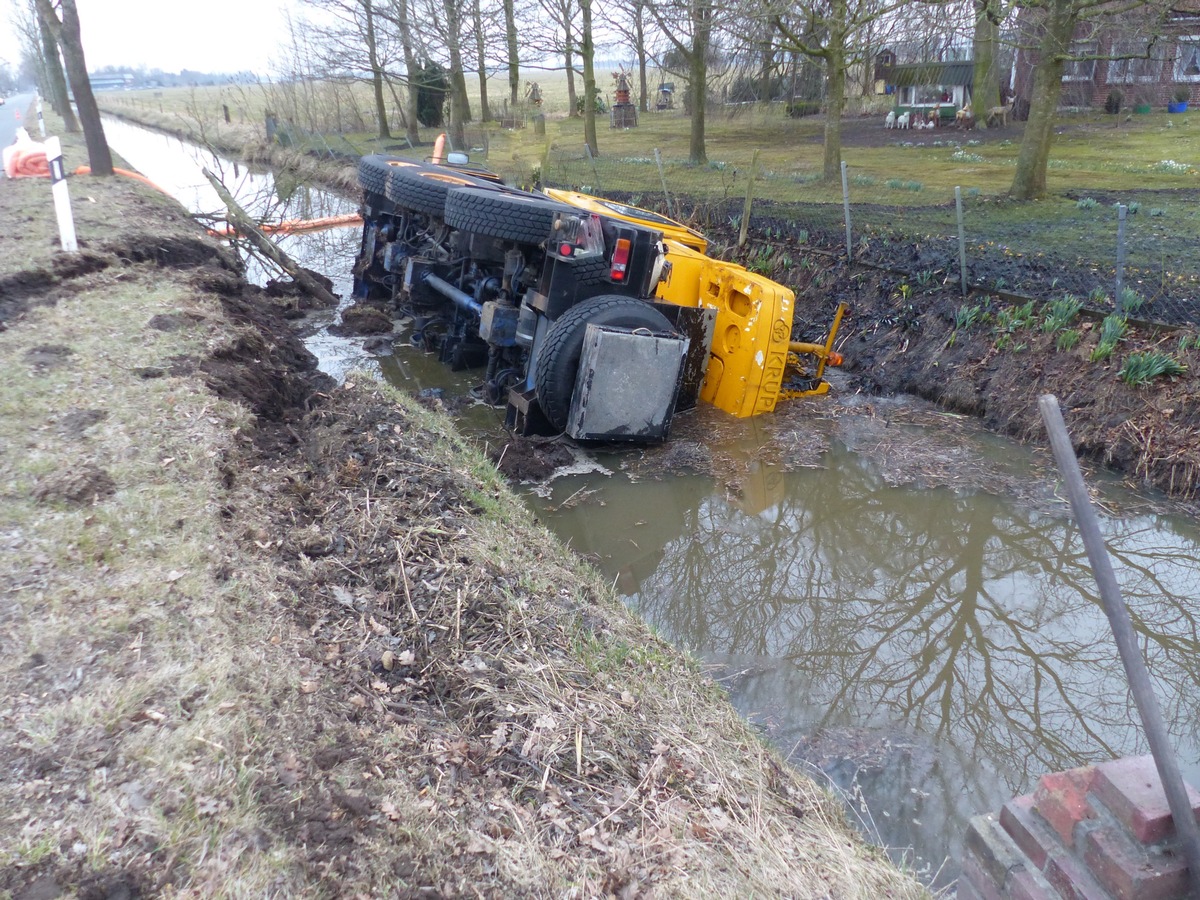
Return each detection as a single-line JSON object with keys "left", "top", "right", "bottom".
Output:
{"left": 97, "top": 77, "right": 1200, "bottom": 315}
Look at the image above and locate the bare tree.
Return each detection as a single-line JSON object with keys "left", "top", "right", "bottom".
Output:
{"left": 387, "top": 0, "right": 422, "bottom": 145}
{"left": 770, "top": 0, "right": 922, "bottom": 182}
{"left": 298, "top": 0, "right": 394, "bottom": 138}
{"left": 34, "top": 0, "right": 108, "bottom": 173}
{"left": 363, "top": 0, "right": 391, "bottom": 137}
{"left": 504, "top": 0, "right": 521, "bottom": 105}
{"left": 469, "top": 0, "right": 493, "bottom": 122}
{"left": 13, "top": 0, "right": 77, "bottom": 131}
{"left": 580, "top": 0, "right": 598, "bottom": 153}
{"left": 1009, "top": 0, "right": 1168, "bottom": 199}
{"left": 648, "top": 0, "right": 716, "bottom": 164}
{"left": 420, "top": 0, "right": 472, "bottom": 146}
{"left": 971, "top": 0, "right": 1009, "bottom": 129}
{"left": 604, "top": 0, "right": 653, "bottom": 112}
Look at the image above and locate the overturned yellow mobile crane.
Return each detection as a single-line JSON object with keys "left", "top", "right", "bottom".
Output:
{"left": 352, "top": 151, "right": 843, "bottom": 441}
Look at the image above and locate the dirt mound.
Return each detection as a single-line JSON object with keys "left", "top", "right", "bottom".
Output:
{"left": 23, "top": 344, "right": 74, "bottom": 369}
{"left": 200, "top": 291, "right": 333, "bottom": 421}
{"left": 33, "top": 464, "right": 116, "bottom": 505}
{"left": 328, "top": 302, "right": 394, "bottom": 336}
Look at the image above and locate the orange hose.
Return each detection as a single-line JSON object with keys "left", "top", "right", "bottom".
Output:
{"left": 5, "top": 147, "right": 50, "bottom": 177}
{"left": 208, "top": 213, "right": 363, "bottom": 238}
{"left": 72, "top": 165, "right": 173, "bottom": 195}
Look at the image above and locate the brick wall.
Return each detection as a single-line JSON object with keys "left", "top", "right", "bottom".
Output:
{"left": 958, "top": 755, "right": 1200, "bottom": 899}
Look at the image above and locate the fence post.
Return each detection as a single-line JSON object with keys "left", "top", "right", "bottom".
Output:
{"left": 1115, "top": 203, "right": 1127, "bottom": 304}
{"left": 584, "top": 142, "right": 601, "bottom": 192}
{"left": 738, "top": 148, "right": 760, "bottom": 248}
{"left": 956, "top": 186, "right": 968, "bottom": 297}
{"left": 45, "top": 137, "right": 78, "bottom": 253}
{"left": 36, "top": 95, "right": 46, "bottom": 138}
{"left": 654, "top": 148, "right": 676, "bottom": 220}
{"left": 841, "top": 160, "right": 852, "bottom": 261}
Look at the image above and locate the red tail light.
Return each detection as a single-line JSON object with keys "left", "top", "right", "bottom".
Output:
{"left": 610, "top": 238, "right": 631, "bottom": 281}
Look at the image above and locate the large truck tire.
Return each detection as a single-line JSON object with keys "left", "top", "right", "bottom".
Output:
{"left": 444, "top": 186, "right": 575, "bottom": 245}
{"left": 534, "top": 295, "right": 675, "bottom": 432}
{"left": 385, "top": 160, "right": 498, "bottom": 217}
{"left": 358, "top": 154, "right": 401, "bottom": 198}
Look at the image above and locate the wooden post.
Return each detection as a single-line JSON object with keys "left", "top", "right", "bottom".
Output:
{"left": 202, "top": 168, "right": 339, "bottom": 307}
{"left": 654, "top": 148, "right": 676, "bottom": 220}
{"left": 956, "top": 186, "right": 968, "bottom": 296}
{"left": 738, "top": 148, "right": 760, "bottom": 248}
{"left": 841, "top": 161, "right": 853, "bottom": 260}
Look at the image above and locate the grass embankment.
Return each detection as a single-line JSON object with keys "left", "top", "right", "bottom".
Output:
{"left": 0, "top": 113, "right": 928, "bottom": 896}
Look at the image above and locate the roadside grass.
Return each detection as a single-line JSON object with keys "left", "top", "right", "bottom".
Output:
{"left": 0, "top": 260, "right": 315, "bottom": 893}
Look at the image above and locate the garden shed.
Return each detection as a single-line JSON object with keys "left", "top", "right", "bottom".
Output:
{"left": 880, "top": 59, "right": 975, "bottom": 123}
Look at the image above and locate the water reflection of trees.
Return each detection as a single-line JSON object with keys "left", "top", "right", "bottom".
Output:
{"left": 626, "top": 448, "right": 1200, "bottom": 783}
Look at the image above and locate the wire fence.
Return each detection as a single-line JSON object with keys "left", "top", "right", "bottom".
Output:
{"left": 537, "top": 146, "right": 1200, "bottom": 331}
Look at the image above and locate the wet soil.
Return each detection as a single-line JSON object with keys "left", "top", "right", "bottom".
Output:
{"left": 702, "top": 224, "right": 1200, "bottom": 509}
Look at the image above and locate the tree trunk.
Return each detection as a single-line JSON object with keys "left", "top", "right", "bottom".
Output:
{"left": 823, "top": 42, "right": 846, "bottom": 181}
{"left": 38, "top": 0, "right": 110, "bottom": 174}
{"left": 971, "top": 0, "right": 1001, "bottom": 131}
{"left": 758, "top": 37, "right": 774, "bottom": 103}
{"left": 473, "top": 0, "right": 491, "bottom": 122}
{"left": 38, "top": 11, "right": 77, "bottom": 132}
{"left": 1010, "top": 3, "right": 1074, "bottom": 199}
{"left": 442, "top": 0, "right": 470, "bottom": 148}
{"left": 203, "top": 168, "right": 339, "bottom": 307}
{"left": 688, "top": 0, "right": 711, "bottom": 165}
{"left": 565, "top": 44, "right": 578, "bottom": 117}
{"left": 634, "top": 3, "right": 649, "bottom": 113}
{"left": 581, "top": 0, "right": 598, "bottom": 154}
{"left": 394, "top": 0, "right": 421, "bottom": 146}
{"left": 504, "top": 0, "right": 520, "bottom": 105}
{"left": 364, "top": 0, "right": 391, "bottom": 139}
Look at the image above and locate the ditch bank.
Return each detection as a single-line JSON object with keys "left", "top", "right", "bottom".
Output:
{"left": 0, "top": 123, "right": 925, "bottom": 896}
{"left": 707, "top": 225, "right": 1200, "bottom": 510}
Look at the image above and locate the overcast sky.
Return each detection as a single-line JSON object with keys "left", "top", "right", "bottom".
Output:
{"left": 3, "top": 0, "right": 298, "bottom": 76}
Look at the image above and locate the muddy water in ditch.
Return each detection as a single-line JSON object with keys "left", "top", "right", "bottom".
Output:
{"left": 107, "top": 120, "right": 1200, "bottom": 887}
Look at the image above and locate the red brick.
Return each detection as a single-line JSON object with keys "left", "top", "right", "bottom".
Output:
{"left": 1035, "top": 766, "right": 1099, "bottom": 846}
{"left": 1082, "top": 826, "right": 1190, "bottom": 900}
{"left": 1043, "top": 850, "right": 1115, "bottom": 900}
{"left": 956, "top": 877, "right": 987, "bottom": 900}
{"left": 962, "top": 852, "right": 1007, "bottom": 900}
{"left": 1004, "top": 793, "right": 1064, "bottom": 870}
{"left": 1091, "top": 756, "right": 1200, "bottom": 845}
{"left": 1010, "top": 867, "right": 1059, "bottom": 900}
{"left": 969, "top": 814, "right": 1031, "bottom": 888}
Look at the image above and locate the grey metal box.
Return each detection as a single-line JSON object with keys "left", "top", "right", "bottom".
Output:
{"left": 566, "top": 324, "right": 689, "bottom": 442}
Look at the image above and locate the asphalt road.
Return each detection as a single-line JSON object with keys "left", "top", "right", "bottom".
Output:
{"left": 1, "top": 93, "right": 39, "bottom": 157}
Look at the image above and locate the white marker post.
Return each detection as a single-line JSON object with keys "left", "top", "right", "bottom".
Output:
{"left": 36, "top": 95, "right": 46, "bottom": 137}
{"left": 45, "top": 137, "right": 78, "bottom": 252}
